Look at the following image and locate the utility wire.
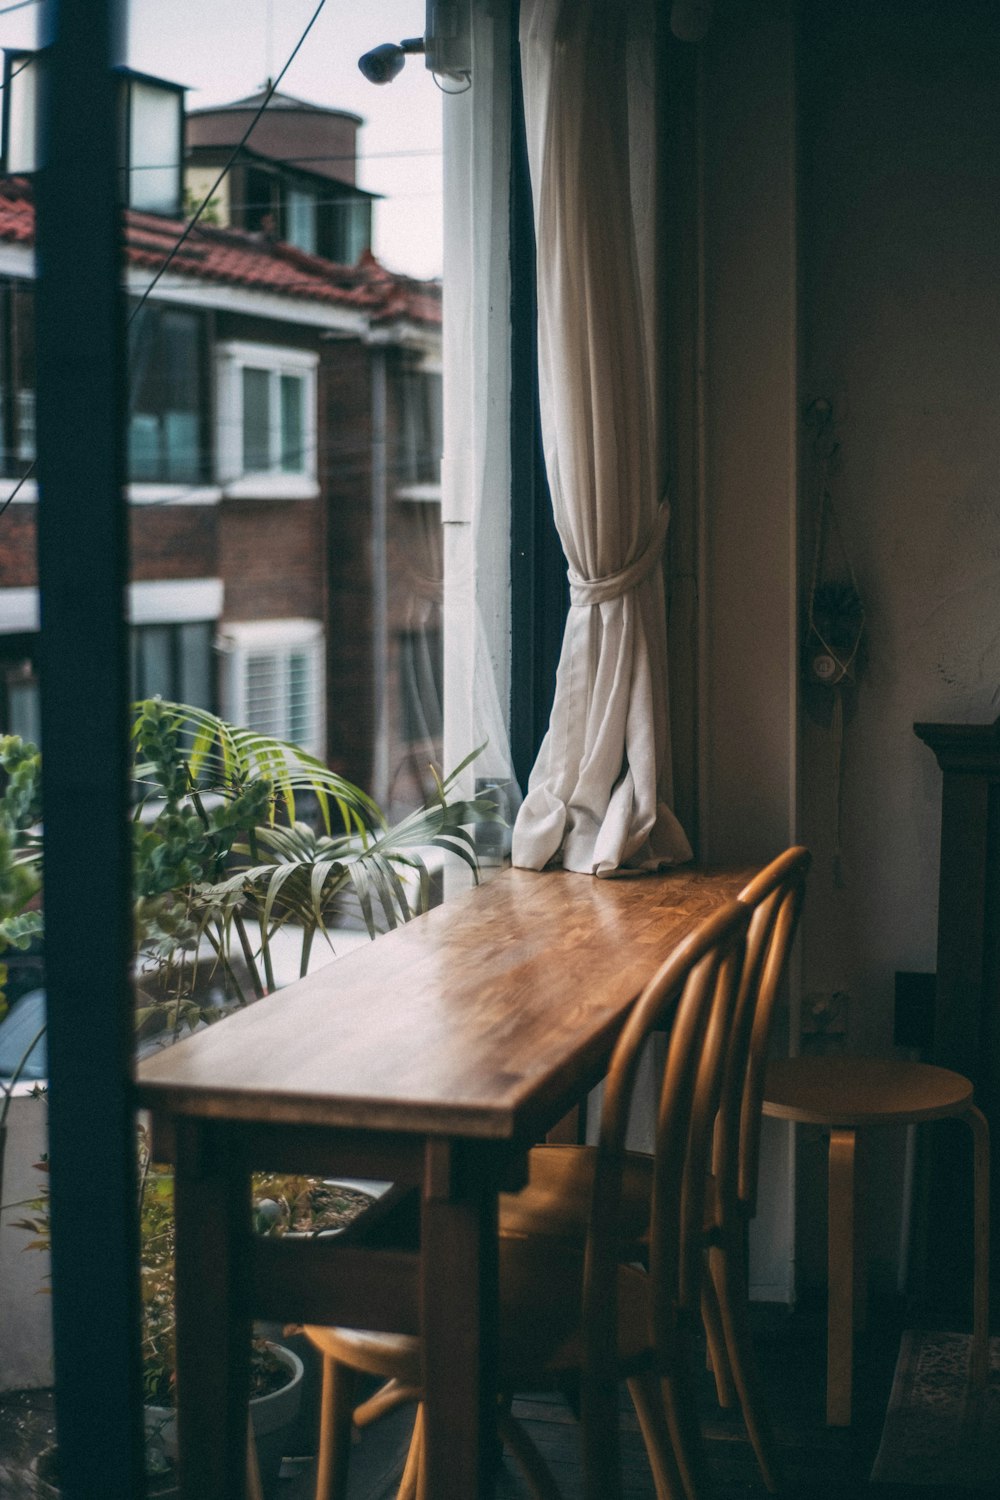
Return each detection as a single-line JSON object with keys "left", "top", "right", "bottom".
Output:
{"left": 0, "top": 54, "right": 36, "bottom": 93}
{"left": 0, "top": 0, "right": 39, "bottom": 17}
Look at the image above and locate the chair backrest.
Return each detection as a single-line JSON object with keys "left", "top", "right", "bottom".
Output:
{"left": 715, "top": 846, "right": 810, "bottom": 1223}
{"left": 582, "top": 899, "right": 750, "bottom": 1396}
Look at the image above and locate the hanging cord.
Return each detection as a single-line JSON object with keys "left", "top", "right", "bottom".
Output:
{"left": 804, "top": 400, "right": 865, "bottom": 886}
{"left": 806, "top": 487, "right": 866, "bottom": 686}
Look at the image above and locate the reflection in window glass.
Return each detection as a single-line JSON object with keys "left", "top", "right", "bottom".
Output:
{"left": 242, "top": 368, "right": 271, "bottom": 475}
{"left": 280, "top": 375, "right": 304, "bottom": 473}
{"left": 130, "top": 621, "right": 214, "bottom": 710}
{"left": 286, "top": 188, "right": 317, "bottom": 255}
{"left": 128, "top": 78, "right": 182, "bottom": 215}
{"left": 128, "top": 305, "right": 202, "bottom": 483}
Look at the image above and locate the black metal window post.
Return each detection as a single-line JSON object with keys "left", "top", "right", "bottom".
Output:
{"left": 34, "top": 2, "right": 145, "bottom": 1496}
{"left": 508, "top": 0, "right": 566, "bottom": 791}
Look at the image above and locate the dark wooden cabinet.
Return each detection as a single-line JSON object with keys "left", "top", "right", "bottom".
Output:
{"left": 914, "top": 717, "right": 1000, "bottom": 1301}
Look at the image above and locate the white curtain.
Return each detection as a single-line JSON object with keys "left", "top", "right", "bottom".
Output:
{"left": 511, "top": 0, "right": 692, "bottom": 876}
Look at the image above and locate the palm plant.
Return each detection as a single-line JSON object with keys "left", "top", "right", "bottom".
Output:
{"left": 131, "top": 698, "right": 496, "bottom": 1021}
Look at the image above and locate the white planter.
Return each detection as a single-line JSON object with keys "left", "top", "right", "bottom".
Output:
{"left": 145, "top": 1341, "right": 304, "bottom": 1498}
{"left": 0, "top": 1085, "right": 52, "bottom": 1392}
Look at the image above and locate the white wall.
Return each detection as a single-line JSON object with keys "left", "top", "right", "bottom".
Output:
{"left": 796, "top": 0, "right": 1000, "bottom": 1290}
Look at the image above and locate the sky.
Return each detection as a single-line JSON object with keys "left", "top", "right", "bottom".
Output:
{"left": 0, "top": 0, "right": 444, "bottom": 278}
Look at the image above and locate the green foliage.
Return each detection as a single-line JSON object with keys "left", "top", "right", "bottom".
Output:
{"left": 0, "top": 736, "right": 42, "bottom": 1020}
{"left": 11, "top": 1134, "right": 373, "bottom": 1406}
{"left": 131, "top": 701, "right": 499, "bottom": 1009}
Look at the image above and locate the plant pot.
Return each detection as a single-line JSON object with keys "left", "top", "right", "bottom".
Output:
{"left": 144, "top": 1342, "right": 304, "bottom": 1500}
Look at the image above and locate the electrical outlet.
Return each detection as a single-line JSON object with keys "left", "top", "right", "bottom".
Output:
{"left": 801, "top": 990, "right": 849, "bottom": 1036}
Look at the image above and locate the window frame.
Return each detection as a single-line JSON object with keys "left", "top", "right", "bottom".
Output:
{"left": 218, "top": 617, "right": 325, "bottom": 758}
{"left": 216, "top": 340, "right": 319, "bottom": 499}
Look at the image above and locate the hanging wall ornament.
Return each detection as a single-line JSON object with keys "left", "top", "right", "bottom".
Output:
{"left": 803, "top": 399, "right": 866, "bottom": 886}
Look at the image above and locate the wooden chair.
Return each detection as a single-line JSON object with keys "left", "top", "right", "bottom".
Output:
{"left": 762, "top": 1054, "right": 990, "bottom": 1427}
{"left": 303, "top": 897, "right": 751, "bottom": 1500}
{"left": 497, "top": 847, "right": 810, "bottom": 1495}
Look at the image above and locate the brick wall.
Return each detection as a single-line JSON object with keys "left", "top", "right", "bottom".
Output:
{"left": 130, "top": 504, "right": 217, "bottom": 581}
{"left": 216, "top": 498, "right": 324, "bottom": 622}
{"left": 0, "top": 507, "right": 36, "bottom": 588}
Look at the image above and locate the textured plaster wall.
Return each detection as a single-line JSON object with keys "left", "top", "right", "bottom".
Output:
{"left": 797, "top": 0, "right": 1000, "bottom": 1289}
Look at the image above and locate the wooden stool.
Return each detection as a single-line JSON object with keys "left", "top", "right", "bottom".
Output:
{"left": 762, "top": 1055, "right": 990, "bottom": 1426}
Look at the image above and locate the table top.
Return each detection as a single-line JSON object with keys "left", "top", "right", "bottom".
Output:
{"left": 135, "top": 864, "right": 750, "bottom": 1142}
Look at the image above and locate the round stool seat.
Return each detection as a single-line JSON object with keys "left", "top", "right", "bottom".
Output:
{"left": 763, "top": 1055, "right": 974, "bottom": 1128}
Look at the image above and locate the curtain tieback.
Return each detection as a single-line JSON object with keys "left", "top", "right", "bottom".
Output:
{"left": 568, "top": 501, "right": 671, "bottom": 607}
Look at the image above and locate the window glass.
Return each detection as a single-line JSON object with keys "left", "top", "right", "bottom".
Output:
{"left": 279, "top": 374, "right": 304, "bottom": 473}
{"left": 331, "top": 197, "right": 372, "bottom": 265}
{"left": 242, "top": 368, "right": 271, "bottom": 475}
{"left": 287, "top": 649, "right": 311, "bottom": 747}
{"left": 177, "top": 622, "right": 213, "bottom": 710}
{"left": 286, "top": 188, "right": 317, "bottom": 255}
{"left": 128, "top": 79, "right": 181, "bottom": 216}
{"left": 131, "top": 621, "right": 215, "bottom": 709}
{"left": 0, "top": 282, "right": 37, "bottom": 474}
{"left": 128, "top": 305, "right": 202, "bottom": 483}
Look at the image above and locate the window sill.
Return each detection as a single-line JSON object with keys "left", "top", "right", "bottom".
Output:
{"left": 395, "top": 483, "right": 443, "bottom": 504}
{"left": 0, "top": 480, "right": 225, "bottom": 506}
{"left": 221, "top": 476, "right": 320, "bottom": 502}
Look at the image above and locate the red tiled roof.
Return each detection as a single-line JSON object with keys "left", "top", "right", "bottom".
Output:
{"left": 0, "top": 177, "right": 441, "bottom": 327}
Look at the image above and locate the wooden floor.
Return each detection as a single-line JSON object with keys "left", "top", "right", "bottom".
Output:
{"left": 1, "top": 1298, "right": 985, "bottom": 1497}
{"left": 273, "top": 1298, "right": 980, "bottom": 1500}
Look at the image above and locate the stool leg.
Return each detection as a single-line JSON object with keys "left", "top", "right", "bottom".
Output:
{"left": 827, "top": 1128, "right": 856, "bottom": 1426}
{"left": 965, "top": 1105, "right": 991, "bottom": 1398}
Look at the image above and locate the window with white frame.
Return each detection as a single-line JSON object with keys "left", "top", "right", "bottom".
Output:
{"left": 218, "top": 619, "right": 324, "bottom": 757}
{"left": 216, "top": 342, "right": 318, "bottom": 499}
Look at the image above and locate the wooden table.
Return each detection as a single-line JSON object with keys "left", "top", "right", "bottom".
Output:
{"left": 135, "top": 863, "right": 748, "bottom": 1500}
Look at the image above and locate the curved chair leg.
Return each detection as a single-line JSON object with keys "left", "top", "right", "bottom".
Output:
{"left": 396, "top": 1403, "right": 424, "bottom": 1500}
{"left": 659, "top": 1325, "right": 713, "bottom": 1500}
{"left": 627, "top": 1372, "right": 688, "bottom": 1500}
{"left": 701, "top": 1264, "right": 736, "bottom": 1408}
{"left": 247, "top": 1418, "right": 264, "bottom": 1500}
{"left": 497, "top": 1407, "right": 565, "bottom": 1500}
{"left": 314, "top": 1357, "right": 356, "bottom": 1500}
{"left": 710, "top": 1240, "right": 783, "bottom": 1493}
{"left": 964, "top": 1105, "right": 991, "bottom": 1404}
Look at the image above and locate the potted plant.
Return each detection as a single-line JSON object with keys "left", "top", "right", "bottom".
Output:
{"left": 1, "top": 702, "right": 500, "bottom": 1477}
{"left": 16, "top": 1129, "right": 376, "bottom": 1496}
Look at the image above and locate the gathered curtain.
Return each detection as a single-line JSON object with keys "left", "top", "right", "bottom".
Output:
{"left": 511, "top": 0, "right": 692, "bottom": 876}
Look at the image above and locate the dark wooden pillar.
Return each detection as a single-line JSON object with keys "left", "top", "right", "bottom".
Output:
{"left": 914, "top": 717, "right": 1000, "bottom": 1303}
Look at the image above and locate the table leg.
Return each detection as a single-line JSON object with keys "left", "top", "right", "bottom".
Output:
{"left": 420, "top": 1142, "right": 499, "bottom": 1498}
{"left": 827, "top": 1127, "right": 856, "bottom": 1426}
{"left": 173, "top": 1121, "right": 253, "bottom": 1500}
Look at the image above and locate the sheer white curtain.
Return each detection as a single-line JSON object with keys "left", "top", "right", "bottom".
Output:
{"left": 511, "top": 0, "right": 692, "bottom": 876}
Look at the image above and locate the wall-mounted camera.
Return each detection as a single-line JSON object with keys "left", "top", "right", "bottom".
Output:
{"left": 358, "top": 0, "right": 471, "bottom": 89}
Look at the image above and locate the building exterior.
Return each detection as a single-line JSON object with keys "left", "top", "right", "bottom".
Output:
{"left": 0, "top": 77, "right": 444, "bottom": 816}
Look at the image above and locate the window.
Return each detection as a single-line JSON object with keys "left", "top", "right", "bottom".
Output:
{"left": 390, "top": 360, "right": 443, "bottom": 497}
{"left": 122, "top": 74, "right": 184, "bottom": 217}
{"left": 329, "top": 194, "right": 372, "bottom": 265}
{"left": 219, "top": 619, "right": 324, "bottom": 757}
{"left": 127, "top": 304, "right": 205, "bottom": 484}
{"left": 217, "top": 342, "right": 318, "bottom": 498}
{"left": 130, "top": 621, "right": 215, "bottom": 710}
{"left": 0, "top": 280, "right": 36, "bottom": 475}
{"left": 286, "top": 187, "right": 317, "bottom": 255}
{"left": 0, "top": 648, "right": 39, "bottom": 742}
{"left": 3, "top": 55, "right": 183, "bottom": 218}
